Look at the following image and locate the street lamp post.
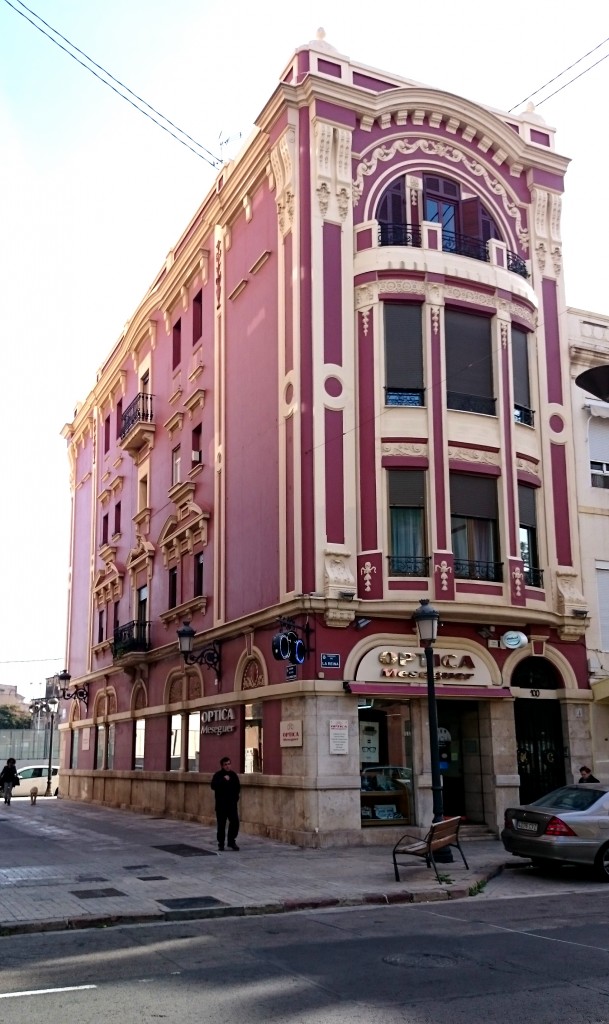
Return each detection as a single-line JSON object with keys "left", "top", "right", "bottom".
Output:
{"left": 412, "top": 599, "right": 445, "bottom": 824}
{"left": 30, "top": 696, "right": 59, "bottom": 796}
{"left": 412, "top": 601, "right": 454, "bottom": 864}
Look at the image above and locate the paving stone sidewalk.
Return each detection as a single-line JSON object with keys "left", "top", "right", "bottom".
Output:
{"left": 0, "top": 798, "right": 510, "bottom": 935}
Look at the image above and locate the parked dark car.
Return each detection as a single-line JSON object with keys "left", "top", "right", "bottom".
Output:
{"left": 502, "top": 784, "right": 609, "bottom": 880}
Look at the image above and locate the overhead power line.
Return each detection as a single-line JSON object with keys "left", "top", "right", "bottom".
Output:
{"left": 2, "top": 0, "right": 221, "bottom": 167}
{"left": 509, "top": 34, "right": 609, "bottom": 111}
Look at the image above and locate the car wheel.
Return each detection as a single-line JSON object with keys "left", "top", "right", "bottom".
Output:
{"left": 594, "top": 844, "right": 609, "bottom": 882}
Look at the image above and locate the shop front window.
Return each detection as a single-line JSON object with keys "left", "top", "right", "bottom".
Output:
{"left": 244, "top": 702, "right": 263, "bottom": 773}
{"left": 188, "top": 712, "right": 200, "bottom": 771}
{"left": 169, "top": 713, "right": 182, "bottom": 770}
{"left": 134, "top": 719, "right": 145, "bottom": 769}
{"left": 359, "top": 700, "right": 414, "bottom": 826}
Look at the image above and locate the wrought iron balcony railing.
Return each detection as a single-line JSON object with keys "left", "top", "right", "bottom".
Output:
{"left": 454, "top": 559, "right": 503, "bottom": 582}
{"left": 514, "top": 404, "right": 535, "bottom": 426}
{"left": 387, "top": 555, "right": 430, "bottom": 577}
{"left": 447, "top": 391, "right": 496, "bottom": 416}
{"left": 384, "top": 387, "right": 425, "bottom": 407}
{"left": 112, "top": 620, "right": 151, "bottom": 658}
{"left": 377, "top": 222, "right": 528, "bottom": 279}
{"left": 120, "top": 393, "right": 154, "bottom": 440}
{"left": 524, "top": 567, "right": 544, "bottom": 588}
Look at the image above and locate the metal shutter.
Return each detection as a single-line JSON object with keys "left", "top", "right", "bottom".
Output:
{"left": 384, "top": 303, "right": 424, "bottom": 389}
{"left": 512, "top": 328, "right": 531, "bottom": 409}
{"left": 445, "top": 310, "right": 493, "bottom": 399}
{"left": 589, "top": 419, "right": 609, "bottom": 463}
{"left": 388, "top": 470, "right": 425, "bottom": 507}
{"left": 518, "top": 484, "right": 537, "bottom": 528}
{"left": 449, "top": 473, "right": 497, "bottom": 518}
{"left": 596, "top": 568, "right": 609, "bottom": 651}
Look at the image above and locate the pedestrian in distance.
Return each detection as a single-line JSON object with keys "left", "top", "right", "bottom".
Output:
{"left": 0, "top": 758, "right": 20, "bottom": 805}
{"left": 578, "top": 765, "right": 600, "bottom": 784}
{"left": 211, "top": 756, "right": 240, "bottom": 851}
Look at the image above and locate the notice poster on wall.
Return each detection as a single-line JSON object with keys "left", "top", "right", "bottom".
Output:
{"left": 359, "top": 721, "right": 379, "bottom": 763}
{"left": 81, "top": 727, "right": 90, "bottom": 751}
{"left": 329, "top": 719, "right": 349, "bottom": 755}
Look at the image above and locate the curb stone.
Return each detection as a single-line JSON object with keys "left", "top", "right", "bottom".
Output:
{"left": 0, "top": 861, "right": 506, "bottom": 937}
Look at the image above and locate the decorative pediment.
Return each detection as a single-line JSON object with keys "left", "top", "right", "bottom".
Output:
{"left": 93, "top": 561, "right": 124, "bottom": 605}
{"left": 183, "top": 389, "right": 205, "bottom": 418}
{"left": 167, "top": 480, "right": 196, "bottom": 510}
{"left": 158, "top": 503, "right": 209, "bottom": 566}
{"left": 126, "top": 537, "right": 155, "bottom": 575}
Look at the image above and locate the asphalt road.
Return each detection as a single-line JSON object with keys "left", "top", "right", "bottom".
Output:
{"left": 1, "top": 889, "right": 609, "bottom": 1023}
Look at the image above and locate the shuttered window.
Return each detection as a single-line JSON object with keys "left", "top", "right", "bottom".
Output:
{"left": 512, "top": 328, "right": 533, "bottom": 424}
{"left": 445, "top": 310, "right": 494, "bottom": 414}
{"left": 518, "top": 484, "right": 537, "bottom": 528}
{"left": 596, "top": 568, "right": 609, "bottom": 650}
{"left": 450, "top": 473, "right": 501, "bottom": 580}
{"left": 384, "top": 303, "right": 424, "bottom": 406}
{"left": 450, "top": 473, "right": 497, "bottom": 519}
{"left": 589, "top": 420, "right": 609, "bottom": 488}
{"left": 388, "top": 470, "right": 427, "bottom": 576}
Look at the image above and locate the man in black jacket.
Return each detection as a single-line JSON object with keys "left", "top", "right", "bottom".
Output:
{"left": 578, "top": 765, "right": 600, "bottom": 783}
{"left": 0, "top": 758, "right": 20, "bottom": 805}
{"left": 211, "top": 757, "right": 240, "bottom": 851}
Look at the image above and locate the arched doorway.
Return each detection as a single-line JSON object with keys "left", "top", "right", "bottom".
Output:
{"left": 513, "top": 657, "right": 566, "bottom": 804}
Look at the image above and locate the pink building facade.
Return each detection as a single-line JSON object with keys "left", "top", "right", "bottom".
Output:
{"left": 60, "top": 35, "right": 591, "bottom": 844}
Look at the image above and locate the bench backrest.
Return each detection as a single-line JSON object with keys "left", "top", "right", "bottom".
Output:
{"left": 427, "top": 816, "right": 461, "bottom": 850}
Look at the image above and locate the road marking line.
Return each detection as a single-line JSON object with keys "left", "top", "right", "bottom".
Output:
{"left": 0, "top": 985, "right": 97, "bottom": 999}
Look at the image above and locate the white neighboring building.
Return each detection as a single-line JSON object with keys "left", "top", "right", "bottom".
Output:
{"left": 569, "top": 308, "right": 609, "bottom": 781}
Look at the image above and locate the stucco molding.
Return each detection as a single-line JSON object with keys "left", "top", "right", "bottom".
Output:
{"left": 352, "top": 136, "right": 528, "bottom": 251}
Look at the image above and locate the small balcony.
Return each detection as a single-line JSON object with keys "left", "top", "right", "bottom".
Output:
{"left": 524, "top": 566, "right": 544, "bottom": 588}
{"left": 112, "top": 620, "right": 151, "bottom": 659}
{"left": 387, "top": 555, "right": 430, "bottom": 577}
{"left": 454, "top": 559, "right": 503, "bottom": 583}
{"left": 378, "top": 222, "right": 528, "bottom": 279}
{"left": 119, "top": 393, "right": 155, "bottom": 456}
{"left": 514, "top": 404, "right": 535, "bottom": 427}
{"left": 447, "top": 392, "right": 496, "bottom": 416}
{"left": 384, "top": 386, "right": 425, "bottom": 408}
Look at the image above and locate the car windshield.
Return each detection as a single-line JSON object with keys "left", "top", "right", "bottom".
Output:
{"left": 530, "top": 787, "right": 607, "bottom": 811}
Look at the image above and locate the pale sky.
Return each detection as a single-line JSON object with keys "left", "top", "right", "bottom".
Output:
{"left": 0, "top": 0, "right": 606, "bottom": 702}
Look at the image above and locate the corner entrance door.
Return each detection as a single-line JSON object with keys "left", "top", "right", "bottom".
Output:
{"left": 514, "top": 698, "right": 566, "bottom": 805}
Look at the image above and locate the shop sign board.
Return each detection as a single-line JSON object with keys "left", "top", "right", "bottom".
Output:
{"left": 329, "top": 718, "right": 349, "bottom": 754}
{"left": 355, "top": 646, "right": 500, "bottom": 687}
{"left": 201, "top": 707, "right": 236, "bottom": 736}
{"left": 280, "top": 719, "right": 302, "bottom": 747}
{"left": 285, "top": 665, "right": 297, "bottom": 680}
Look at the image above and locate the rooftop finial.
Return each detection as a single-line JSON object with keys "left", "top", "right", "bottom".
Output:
{"left": 316, "top": 27, "right": 326, "bottom": 40}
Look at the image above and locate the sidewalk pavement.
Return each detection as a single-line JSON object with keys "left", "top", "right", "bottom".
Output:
{"left": 0, "top": 798, "right": 511, "bottom": 936}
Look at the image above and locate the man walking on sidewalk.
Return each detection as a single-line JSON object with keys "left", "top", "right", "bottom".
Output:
{"left": 211, "top": 756, "right": 240, "bottom": 851}
{"left": 0, "top": 758, "right": 20, "bottom": 805}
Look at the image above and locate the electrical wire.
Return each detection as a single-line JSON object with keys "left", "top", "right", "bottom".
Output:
{"left": 0, "top": 658, "right": 63, "bottom": 664}
{"left": 535, "top": 51, "right": 609, "bottom": 107}
{"left": 2, "top": 0, "right": 221, "bottom": 167}
{"left": 509, "top": 34, "right": 609, "bottom": 111}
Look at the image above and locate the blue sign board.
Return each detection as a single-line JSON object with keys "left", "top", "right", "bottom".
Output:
{"left": 285, "top": 665, "right": 297, "bottom": 680}
{"left": 321, "top": 654, "right": 341, "bottom": 669}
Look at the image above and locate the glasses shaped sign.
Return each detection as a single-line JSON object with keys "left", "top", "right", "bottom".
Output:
{"left": 501, "top": 631, "right": 529, "bottom": 650}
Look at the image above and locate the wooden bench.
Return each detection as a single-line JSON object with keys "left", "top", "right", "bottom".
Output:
{"left": 392, "top": 816, "right": 469, "bottom": 883}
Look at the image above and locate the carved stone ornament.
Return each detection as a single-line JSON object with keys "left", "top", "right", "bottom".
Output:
{"left": 352, "top": 137, "right": 528, "bottom": 251}
{"left": 551, "top": 245, "right": 562, "bottom": 276}
{"left": 430, "top": 306, "right": 440, "bottom": 335}
{"left": 337, "top": 186, "right": 350, "bottom": 221}
{"left": 324, "top": 551, "right": 356, "bottom": 600}
{"left": 317, "top": 182, "right": 330, "bottom": 217}
{"left": 359, "top": 560, "right": 377, "bottom": 593}
{"left": 500, "top": 321, "right": 509, "bottom": 349}
{"left": 448, "top": 445, "right": 500, "bottom": 466}
{"left": 435, "top": 560, "right": 452, "bottom": 592}
{"left": 535, "top": 241, "right": 547, "bottom": 273}
{"left": 271, "top": 128, "right": 296, "bottom": 237}
{"left": 556, "top": 571, "right": 589, "bottom": 641}
{"left": 381, "top": 442, "right": 428, "bottom": 458}
{"left": 360, "top": 308, "right": 370, "bottom": 337}
{"left": 512, "top": 565, "right": 524, "bottom": 598}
